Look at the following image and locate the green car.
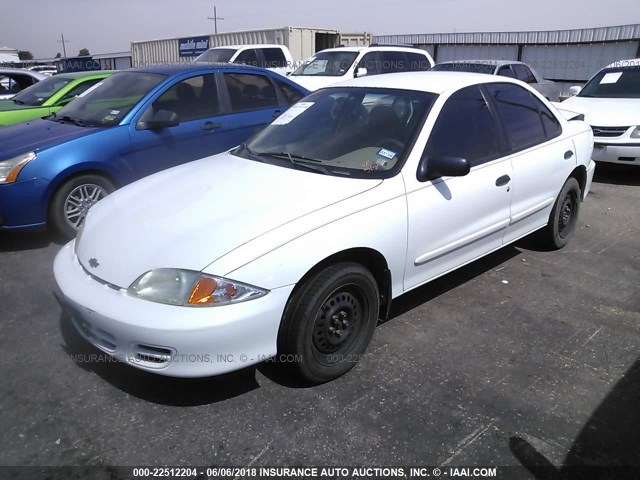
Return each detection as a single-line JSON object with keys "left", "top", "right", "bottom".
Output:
{"left": 0, "top": 71, "right": 115, "bottom": 127}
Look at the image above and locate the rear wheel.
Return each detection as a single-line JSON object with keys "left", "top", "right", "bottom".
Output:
{"left": 539, "top": 177, "right": 581, "bottom": 249}
{"left": 278, "top": 262, "right": 379, "bottom": 384}
{"left": 49, "top": 174, "right": 115, "bottom": 239}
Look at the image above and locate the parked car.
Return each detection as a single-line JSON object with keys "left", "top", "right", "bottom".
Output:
{"left": 0, "top": 71, "right": 114, "bottom": 127}
{"left": 0, "top": 63, "right": 308, "bottom": 237}
{"left": 560, "top": 59, "right": 640, "bottom": 166}
{"left": 0, "top": 68, "right": 46, "bottom": 100}
{"left": 196, "top": 44, "right": 295, "bottom": 76}
{"left": 432, "top": 60, "right": 560, "bottom": 101}
{"left": 54, "top": 72, "right": 595, "bottom": 384}
{"left": 289, "top": 45, "right": 434, "bottom": 91}
{"left": 28, "top": 65, "right": 58, "bottom": 76}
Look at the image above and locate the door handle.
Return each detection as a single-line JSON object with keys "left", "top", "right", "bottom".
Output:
{"left": 495, "top": 175, "right": 511, "bottom": 187}
{"left": 201, "top": 122, "right": 222, "bottom": 131}
{"left": 273, "top": 110, "right": 282, "bottom": 118}
{"left": 564, "top": 150, "right": 574, "bottom": 159}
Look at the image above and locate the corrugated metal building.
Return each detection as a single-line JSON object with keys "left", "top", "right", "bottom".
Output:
{"left": 374, "top": 24, "right": 640, "bottom": 82}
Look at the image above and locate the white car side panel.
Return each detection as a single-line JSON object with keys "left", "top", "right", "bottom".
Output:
{"left": 403, "top": 159, "right": 512, "bottom": 291}
{"left": 503, "top": 137, "right": 576, "bottom": 244}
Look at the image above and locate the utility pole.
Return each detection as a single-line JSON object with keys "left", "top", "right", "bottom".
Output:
{"left": 207, "top": 5, "right": 224, "bottom": 35}
{"left": 58, "top": 33, "right": 70, "bottom": 58}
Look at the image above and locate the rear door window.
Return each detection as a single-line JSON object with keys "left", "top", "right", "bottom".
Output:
{"left": 260, "top": 48, "right": 287, "bottom": 68}
{"left": 513, "top": 64, "right": 536, "bottom": 83}
{"left": 497, "top": 65, "right": 516, "bottom": 78}
{"left": 223, "top": 73, "right": 279, "bottom": 112}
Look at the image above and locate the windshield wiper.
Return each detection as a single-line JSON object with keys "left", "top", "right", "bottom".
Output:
{"left": 56, "top": 115, "right": 86, "bottom": 127}
{"left": 12, "top": 99, "right": 26, "bottom": 105}
{"left": 256, "top": 151, "right": 338, "bottom": 175}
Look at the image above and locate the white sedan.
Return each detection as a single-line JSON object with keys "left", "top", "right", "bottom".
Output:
{"left": 54, "top": 72, "right": 596, "bottom": 384}
{"left": 561, "top": 59, "right": 640, "bottom": 166}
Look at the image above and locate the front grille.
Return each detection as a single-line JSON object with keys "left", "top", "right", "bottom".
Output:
{"left": 591, "top": 125, "right": 630, "bottom": 138}
{"left": 72, "top": 316, "right": 117, "bottom": 352}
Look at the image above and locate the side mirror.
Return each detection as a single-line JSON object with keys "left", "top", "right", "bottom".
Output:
{"left": 568, "top": 86, "right": 582, "bottom": 96}
{"left": 417, "top": 155, "right": 470, "bottom": 182}
{"left": 354, "top": 67, "right": 368, "bottom": 78}
{"left": 138, "top": 110, "right": 179, "bottom": 130}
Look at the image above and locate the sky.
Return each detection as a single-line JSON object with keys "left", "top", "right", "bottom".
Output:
{"left": 3, "top": 0, "right": 640, "bottom": 58}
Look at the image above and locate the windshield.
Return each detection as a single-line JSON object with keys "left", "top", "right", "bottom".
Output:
{"left": 236, "top": 87, "right": 437, "bottom": 178}
{"left": 579, "top": 66, "right": 640, "bottom": 98}
{"left": 53, "top": 71, "right": 166, "bottom": 127}
{"left": 291, "top": 51, "right": 359, "bottom": 77}
{"left": 195, "top": 48, "right": 236, "bottom": 63}
{"left": 431, "top": 62, "right": 496, "bottom": 75}
{"left": 12, "top": 76, "right": 72, "bottom": 106}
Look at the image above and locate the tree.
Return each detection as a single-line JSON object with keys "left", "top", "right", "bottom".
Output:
{"left": 18, "top": 51, "right": 33, "bottom": 60}
{"left": 55, "top": 52, "right": 62, "bottom": 58}
{"left": 78, "top": 48, "right": 90, "bottom": 56}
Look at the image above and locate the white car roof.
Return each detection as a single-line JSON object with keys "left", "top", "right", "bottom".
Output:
{"left": 318, "top": 46, "right": 431, "bottom": 54}
{"left": 0, "top": 68, "right": 46, "bottom": 79}
{"left": 208, "top": 44, "right": 284, "bottom": 50}
{"left": 330, "top": 71, "right": 528, "bottom": 95}
{"left": 605, "top": 58, "right": 640, "bottom": 68}
{"left": 437, "top": 59, "right": 527, "bottom": 67}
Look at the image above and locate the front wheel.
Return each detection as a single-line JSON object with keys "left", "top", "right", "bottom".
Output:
{"left": 49, "top": 174, "right": 115, "bottom": 239}
{"left": 539, "top": 177, "right": 581, "bottom": 250}
{"left": 278, "top": 262, "right": 380, "bottom": 384}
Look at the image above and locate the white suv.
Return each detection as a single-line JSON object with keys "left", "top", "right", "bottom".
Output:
{"left": 289, "top": 45, "right": 434, "bottom": 91}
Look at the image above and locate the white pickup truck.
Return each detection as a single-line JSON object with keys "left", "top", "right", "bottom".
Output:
{"left": 195, "top": 44, "right": 295, "bottom": 76}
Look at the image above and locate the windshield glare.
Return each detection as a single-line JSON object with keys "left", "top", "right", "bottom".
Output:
{"left": 195, "top": 49, "right": 236, "bottom": 63}
{"left": 12, "top": 76, "right": 72, "bottom": 106}
{"left": 579, "top": 66, "right": 640, "bottom": 98}
{"left": 239, "top": 87, "right": 437, "bottom": 178}
{"left": 54, "top": 72, "right": 167, "bottom": 127}
{"left": 432, "top": 63, "right": 496, "bottom": 75}
{"left": 292, "top": 52, "right": 359, "bottom": 77}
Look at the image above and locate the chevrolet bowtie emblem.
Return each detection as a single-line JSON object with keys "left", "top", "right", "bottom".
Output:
{"left": 88, "top": 258, "right": 100, "bottom": 268}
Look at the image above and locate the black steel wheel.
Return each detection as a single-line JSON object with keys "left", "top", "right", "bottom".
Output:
{"left": 540, "top": 177, "right": 581, "bottom": 250}
{"left": 278, "top": 262, "right": 379, "bottom": 384}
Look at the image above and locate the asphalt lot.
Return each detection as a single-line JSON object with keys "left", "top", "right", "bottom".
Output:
{"left": 0, "top": 164, "right": 638, "bottom": 477}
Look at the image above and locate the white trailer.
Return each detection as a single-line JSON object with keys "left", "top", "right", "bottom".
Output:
{"left": 131, "top": 26, "right": 344, "bottom": 67}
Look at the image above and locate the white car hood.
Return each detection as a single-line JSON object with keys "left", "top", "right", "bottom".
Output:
{"left": 76, "top": 152, "right": 382, "bottom": 288}
{"left": 560, "top": 97, "right": 640, "bottom": 126}
{"left": 288, "top": 75, "right": 348, "bottom": 91}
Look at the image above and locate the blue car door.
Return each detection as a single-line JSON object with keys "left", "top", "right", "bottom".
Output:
{"left": 125, "top": 73, "right": 231, "bottom": 178}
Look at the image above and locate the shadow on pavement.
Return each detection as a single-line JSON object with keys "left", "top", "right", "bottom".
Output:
{"left": 592, "top": 163, "right": 640, "bottom": 187}
{"left": 0, "top": 231, "right": 58, "bottom": 252}
{"left": 510, "top": 357, "right": 640, "bottom": 479}
{"left": 58, "top": 312, "right": 260, "bottom": 406}
{"left": 387, "top": 245, "right": 522, "bottom": 322}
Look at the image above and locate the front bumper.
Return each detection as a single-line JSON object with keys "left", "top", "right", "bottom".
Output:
{"left": 592, "top": 140, "right": 640, "bottom": 165}
{"left": 53, "top": 242, "right": 293, "bottom": 377}
{"left": 0, "top": 177, "right": 49, "bottom": 230}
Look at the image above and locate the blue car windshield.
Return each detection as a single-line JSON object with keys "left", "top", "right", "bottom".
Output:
{"left": 12, "top": 76, "right": 72, "bottom": 106}
{"left": 53, "top": 72, "right": 167, "bottom": 127}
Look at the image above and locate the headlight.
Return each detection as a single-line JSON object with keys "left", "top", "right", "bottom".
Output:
{"left": 0, "top": 152, "right": 36, "bottom": 184}
{"left": 631, "top": 126, "right": 640, "bottom": 139}
{"left": 128, "top": 268, "right": 268, "bottom": 307}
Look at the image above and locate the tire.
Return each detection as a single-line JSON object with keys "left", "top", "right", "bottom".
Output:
{"left": 49, "top": 174, "right": 115, "bottom": 239}
{"left": 539, "top": 177, "right": 581, "bottom": 250}
{"left": 278, "top": 262, "right": 380, "bottom": 384}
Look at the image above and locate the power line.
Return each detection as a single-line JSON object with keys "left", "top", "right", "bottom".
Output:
{"left": 207, "top": 5, "right": 224, "bottom": 34}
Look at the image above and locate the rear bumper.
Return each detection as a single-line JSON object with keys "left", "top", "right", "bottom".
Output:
{"left": 0, "top": 177, "right": 49, "bottom": 229}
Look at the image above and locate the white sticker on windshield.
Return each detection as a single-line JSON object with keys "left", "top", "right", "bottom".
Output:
{"left": 600, "top": 72, "right": 623, "bottom": 84}
{"left": 110, "top": 110, "right": 120, "bottom": 115}
{"left": 271, "top": 102, "right": 314, "bottom": 125}
{"left": 377, "top": 148, "right": 397, "bottom": 160}
{"left": 78, "top": 81, "right": 104, "bottom": 97}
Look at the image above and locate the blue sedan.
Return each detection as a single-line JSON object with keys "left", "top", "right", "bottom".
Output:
{"left": 0, "top": 64, "right": 309, "bottom": 237}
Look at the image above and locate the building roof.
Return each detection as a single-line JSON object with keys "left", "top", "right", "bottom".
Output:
{"left": 374, "top": 23, "right": 640, "bottom": 45}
